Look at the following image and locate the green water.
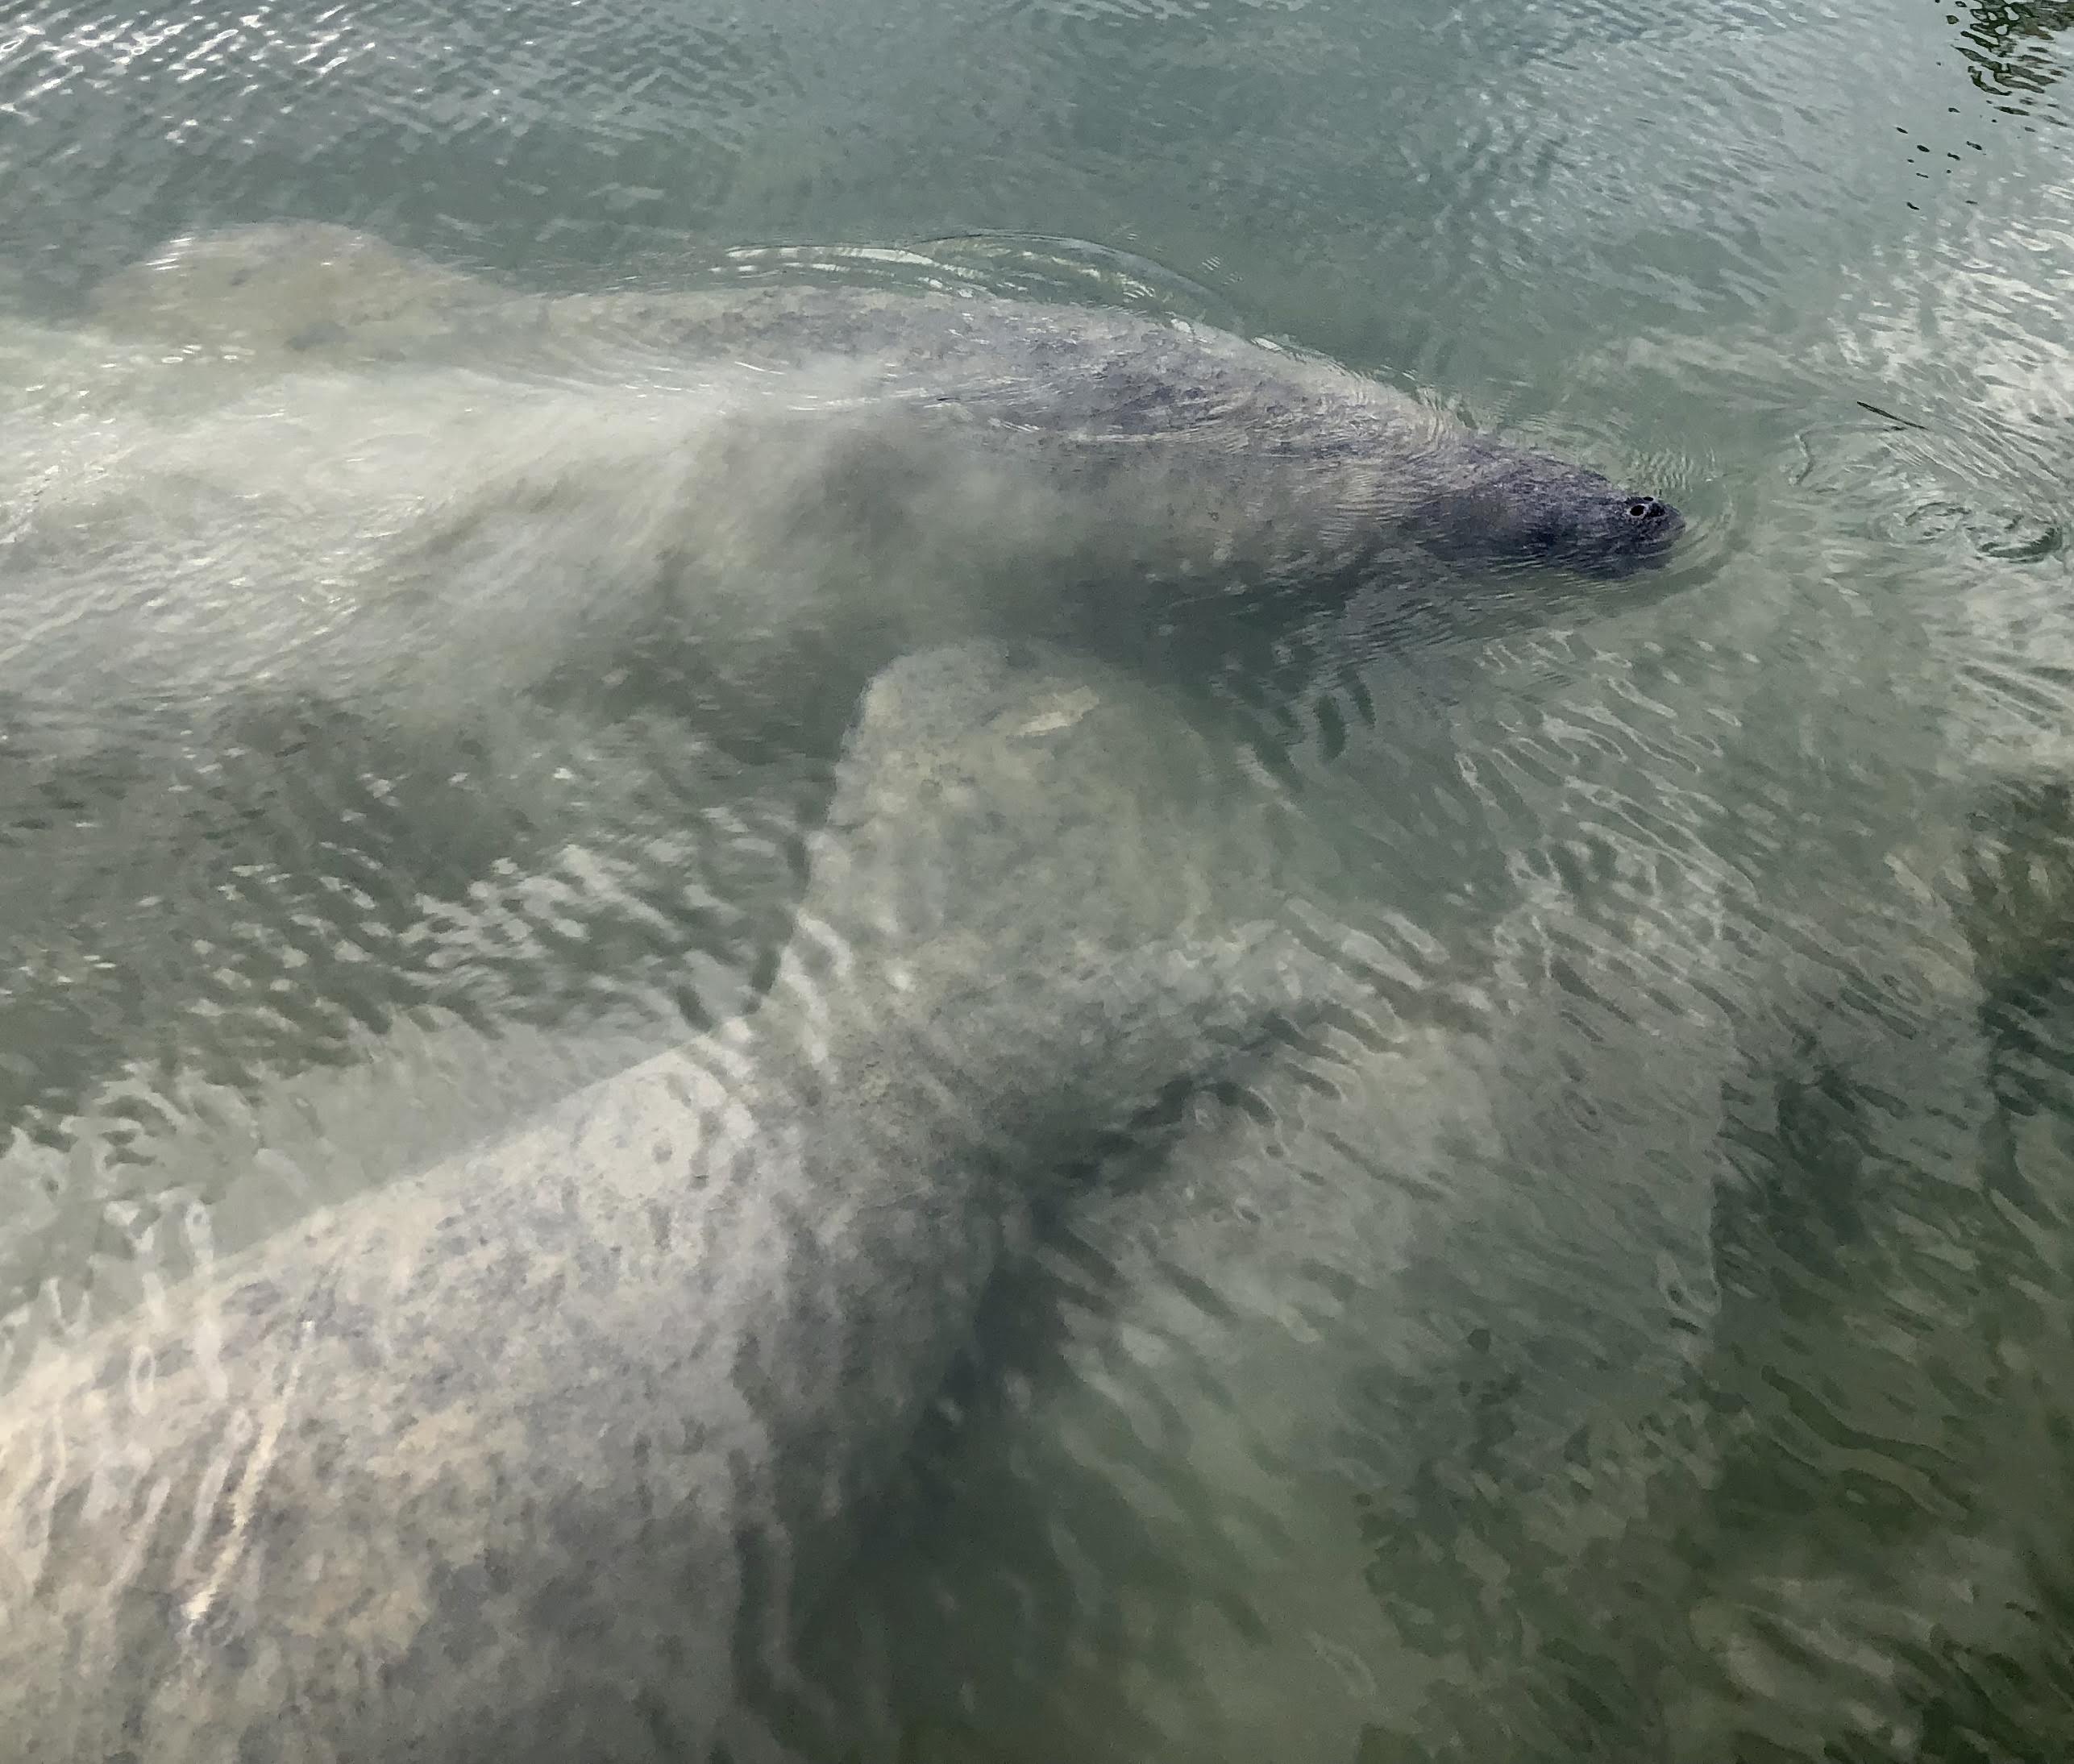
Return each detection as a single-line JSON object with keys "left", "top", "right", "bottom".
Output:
{"left": 4, "top": 0, "right": 2074, "bottom": 1758}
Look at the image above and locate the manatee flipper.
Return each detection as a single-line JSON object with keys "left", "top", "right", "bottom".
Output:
{"left": 0, "top": 641, "right": 1354, "bottom": 1764}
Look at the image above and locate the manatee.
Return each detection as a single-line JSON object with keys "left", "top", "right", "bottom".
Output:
{"left": 0, "top": 642, "right": 1357, "bottom": 1764}
{"left": 2, "top": 223, "right": 1683, "bottom": 756}
{"left": 91, "top": 224, "right": 1684, "bottom": 579}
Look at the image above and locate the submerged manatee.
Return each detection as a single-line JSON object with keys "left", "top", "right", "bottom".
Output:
{"left": 0, "top": 644, "right": 1353, "bottom": 1764}
{"left": 2, "top": 223, "right": 1683, "bottom": 753}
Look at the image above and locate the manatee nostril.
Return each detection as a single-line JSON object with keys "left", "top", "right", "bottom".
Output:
{"left": 1627, "top": 499, "right": 1657, "bottom": 520}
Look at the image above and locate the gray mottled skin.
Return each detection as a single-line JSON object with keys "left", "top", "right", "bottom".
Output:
{"left": 0, "top": 645, "right": 1349, "bottom": 1763}
{"left": 0, "top": 225, "right": 1681, "bottom": 744}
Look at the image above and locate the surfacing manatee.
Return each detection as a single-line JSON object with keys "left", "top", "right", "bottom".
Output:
{"left": 0, "top": 643, "right": 1356, "bottom": 1764}
{"left": 1, "top": 223, "right": 1684, "bottom": 762}
{"left": 91, "top": 223, "right": 1685, "bottom": 579}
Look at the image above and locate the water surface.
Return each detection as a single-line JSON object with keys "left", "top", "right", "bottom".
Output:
{"left": 4, "top": 0, "right": 2074, "bottom": 1758}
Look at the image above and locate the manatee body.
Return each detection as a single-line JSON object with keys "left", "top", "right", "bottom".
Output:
{"left": 0, "top": 644, "right": 1350, "bottom": 1764}
{"left": 2, "top": 223, "right": 1681, "bottom": 753}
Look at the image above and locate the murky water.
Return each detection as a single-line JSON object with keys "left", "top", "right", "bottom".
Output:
{"left": 3, "top": 0, "right": 2074, "bottom": 1758}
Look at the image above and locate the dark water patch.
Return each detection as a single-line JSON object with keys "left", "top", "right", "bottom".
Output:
{"left": 1951, "top": 0, "right": 2074, "bottom": 115}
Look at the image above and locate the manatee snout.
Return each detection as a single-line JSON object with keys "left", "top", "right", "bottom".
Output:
{"left": 1574, "top": 482, "right": 1685, "bottom": 576}
{"left": 1619, "top": 493, "right": 1679, "bottom": 538}
{"left": 1414, "top": 446, "right": 1685, "bottom": 579}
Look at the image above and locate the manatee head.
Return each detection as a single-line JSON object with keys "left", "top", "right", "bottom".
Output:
{"left": 1410, "top": 440, "right": 1685, "bottom": 579}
